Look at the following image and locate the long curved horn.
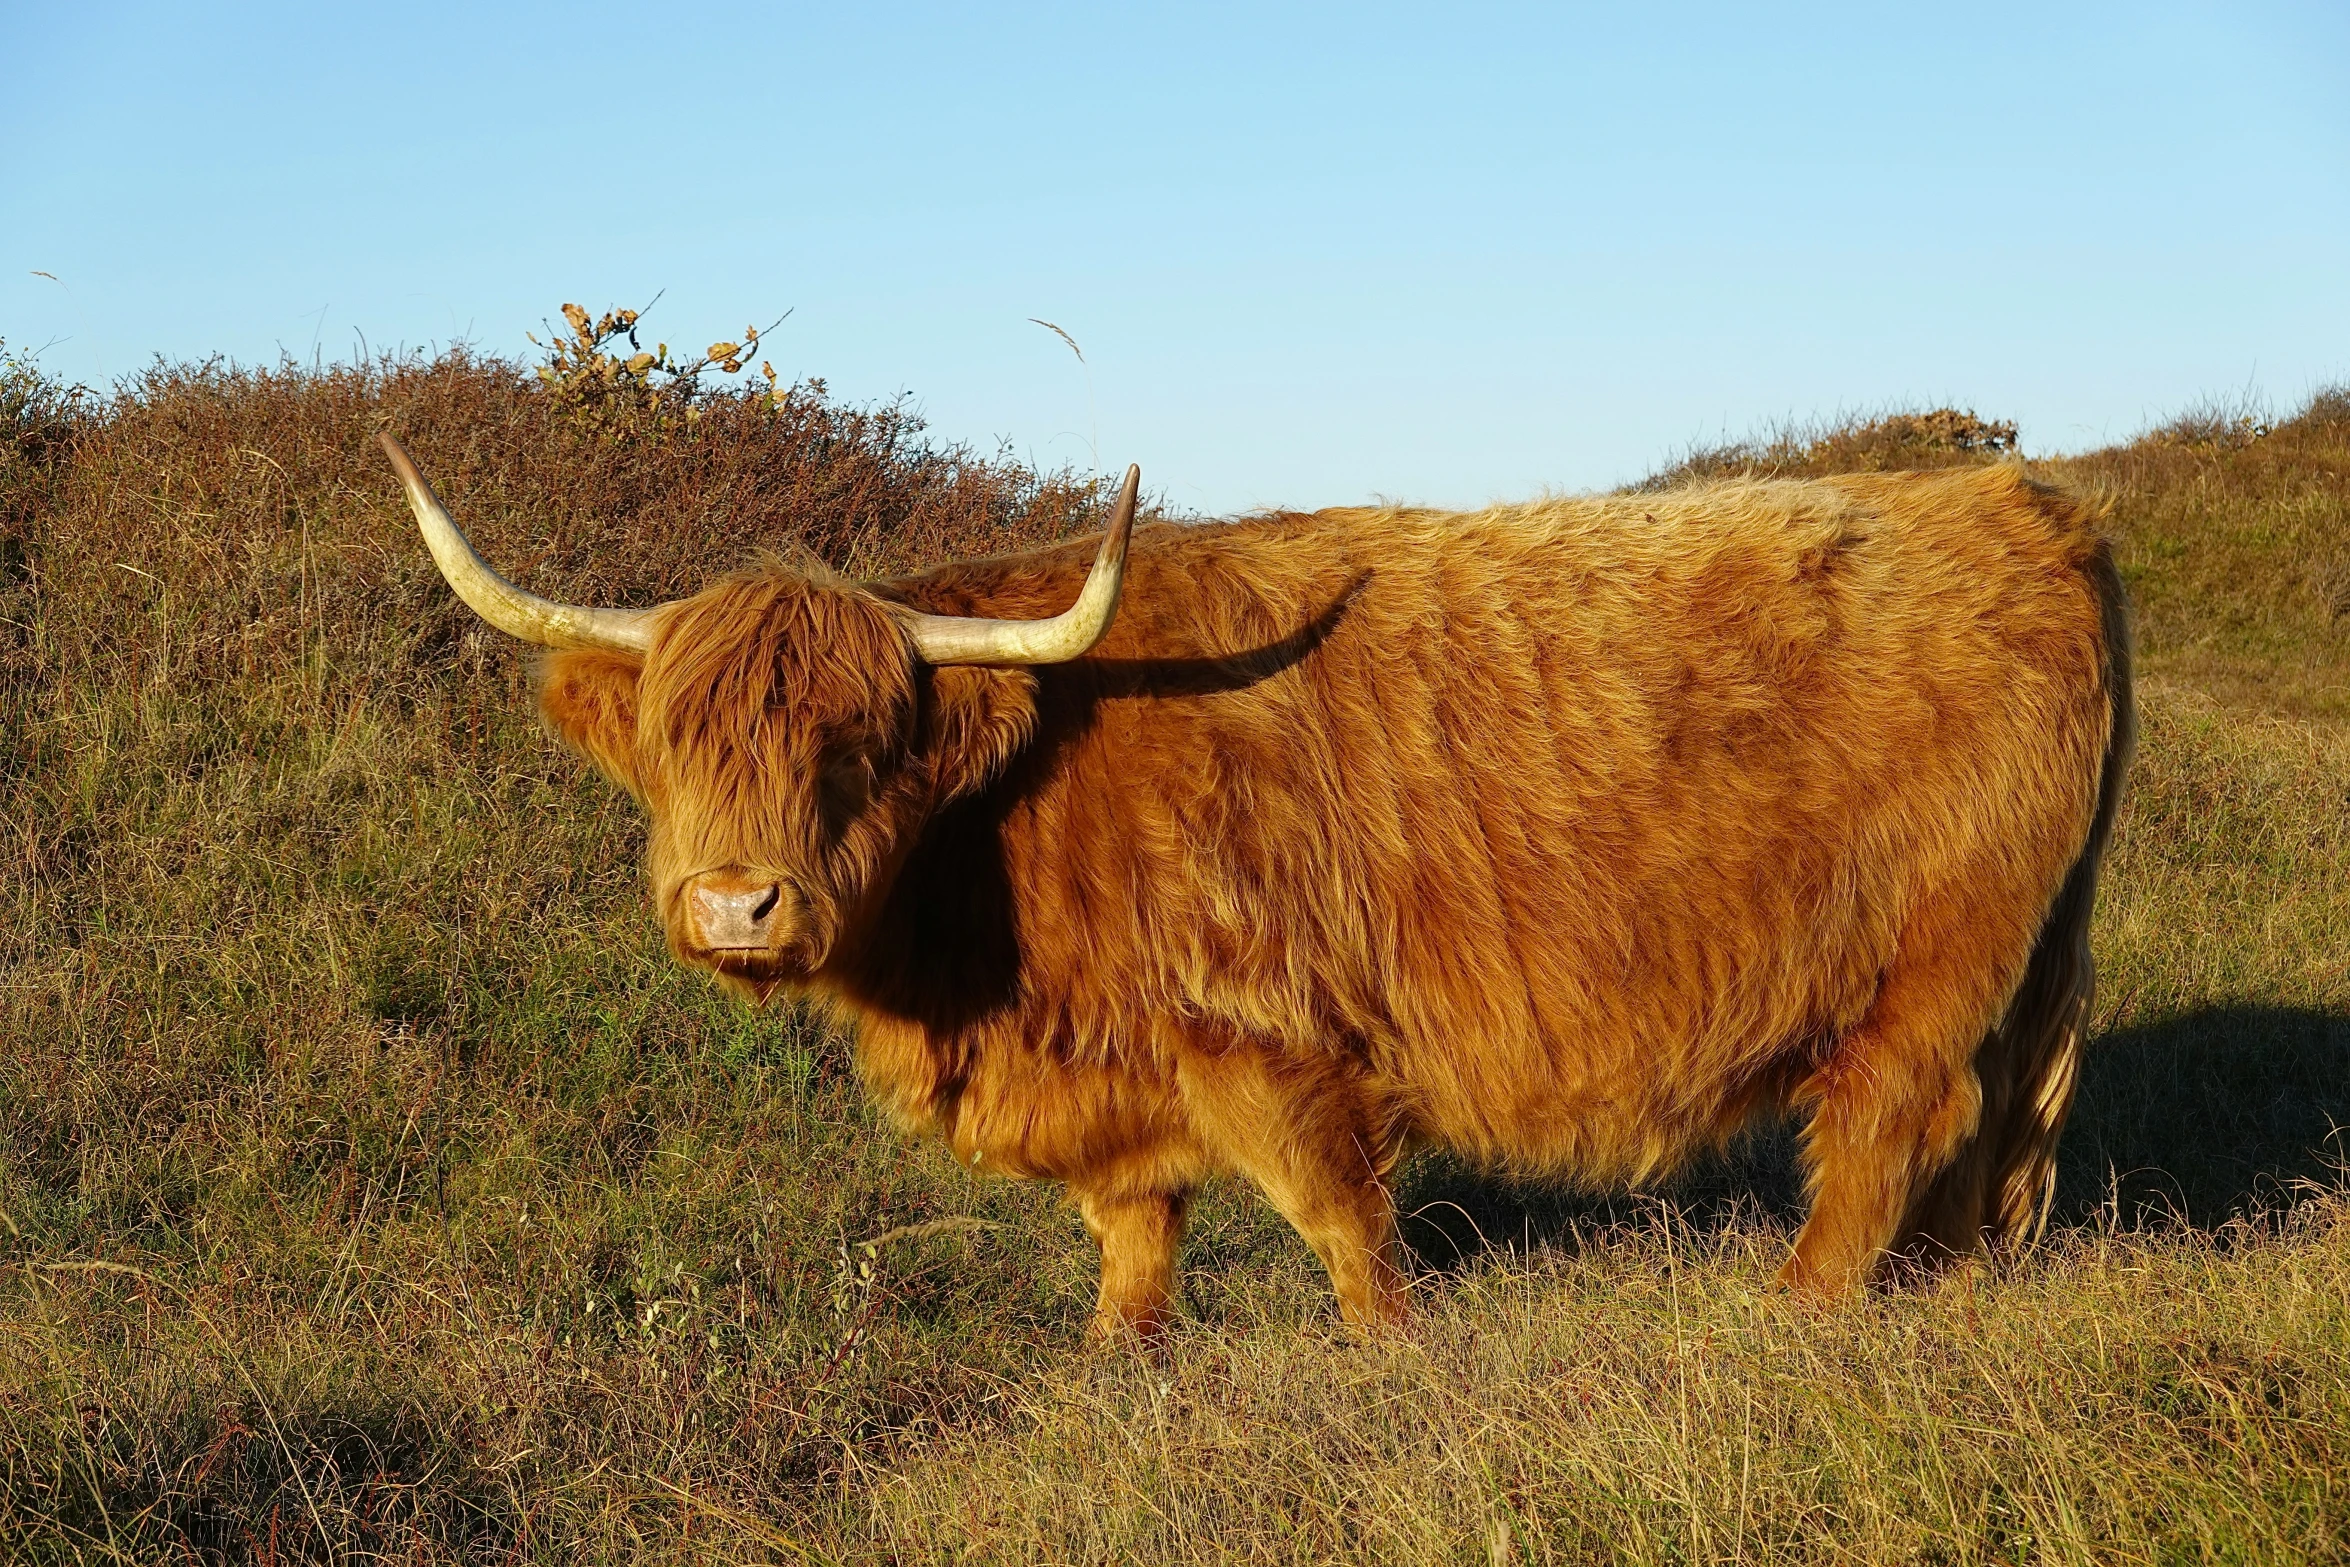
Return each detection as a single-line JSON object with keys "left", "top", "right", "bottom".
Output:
{"left": 895, "top": 464, "right": 1140, "bottom": 665}
{"left": 379, "top": 432, "right": 657, "bottom": 654}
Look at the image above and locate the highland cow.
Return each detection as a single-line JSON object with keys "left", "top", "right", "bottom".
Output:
{"left": 384, "top": 433, "right": 2131, "bottom": 1339}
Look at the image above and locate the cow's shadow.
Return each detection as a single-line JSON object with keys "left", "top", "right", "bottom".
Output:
{"left": 1396, "top": 1003, "right": 2350, "bottom": 1276}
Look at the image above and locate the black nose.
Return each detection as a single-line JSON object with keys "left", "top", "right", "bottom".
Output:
{"left": 687, "top": 876, "right": 784, "bottom": 951}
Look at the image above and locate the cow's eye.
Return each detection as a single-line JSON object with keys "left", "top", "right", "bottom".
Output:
{"left": 818, "top": 747, "right": 874, "bottom": 822}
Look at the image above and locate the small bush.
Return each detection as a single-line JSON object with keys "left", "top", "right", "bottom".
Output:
{"left": 1813, "top": 406, "right": 2019, "bottom": 461}
{"left": 1635, "top": 406, "right": 2019, "bottom": 488}
{"left": 527, "top": 299, "right": 783, "bottom": 429}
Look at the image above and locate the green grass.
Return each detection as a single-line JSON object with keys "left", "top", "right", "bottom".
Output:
{"left": 1, "top": 345, "right": 2346, "bottom": 1562}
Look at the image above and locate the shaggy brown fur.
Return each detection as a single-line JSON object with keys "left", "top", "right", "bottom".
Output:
{"left": 531, "top": 462, "right": 2132, "bottom": 1336}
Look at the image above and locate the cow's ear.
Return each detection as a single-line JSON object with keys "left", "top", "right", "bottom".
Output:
{"left": 535, "top": 648, "right": 645, "bottom": 796}
{"left": 923, "top": 665, "right": 1039, "bottom": 804}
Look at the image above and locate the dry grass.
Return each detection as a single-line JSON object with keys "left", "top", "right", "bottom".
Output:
{"left": 871, "top": 1208, "right": 2350, "bottom": 1564}
{"left": 1, "top": 338, "right": 2345, "bottom": 1562}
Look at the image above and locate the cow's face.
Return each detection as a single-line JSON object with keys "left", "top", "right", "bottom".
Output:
{"left": 535, "top": 571, "right": 1037, "bottom": 1002}
{"left": 377, "top": 435, "right": 1131, "bottom": 1004}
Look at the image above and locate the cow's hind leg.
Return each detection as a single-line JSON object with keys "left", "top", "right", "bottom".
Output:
{"left": 1178, "top": 1047, "right": 1409, "bottom": 1331}
{"left": 1897, "top": 800, "right": 2111, "bottom": 1264}
{"left": 1072, "top": 1185, "right": 1188, "bottom": 1343}
{"left": 1782, "top": 890, "right": 2037, "bottom": 1295}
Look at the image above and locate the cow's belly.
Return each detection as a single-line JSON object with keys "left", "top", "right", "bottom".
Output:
{"left": 1342, "top": 839, "right": 1899, "bottom": 1182}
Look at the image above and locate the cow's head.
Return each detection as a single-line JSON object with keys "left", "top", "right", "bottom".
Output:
{"left": 380, "top": 434, "right": 1136, "bottom": 1003}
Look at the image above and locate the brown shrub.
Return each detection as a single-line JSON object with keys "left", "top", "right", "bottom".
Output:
{"left": 18, "top": 340, "right": 1114, "bottom": 708}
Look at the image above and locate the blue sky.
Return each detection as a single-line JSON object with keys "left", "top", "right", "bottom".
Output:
{"left": 6, "top": 1, "right": 2347, "bottom": 514}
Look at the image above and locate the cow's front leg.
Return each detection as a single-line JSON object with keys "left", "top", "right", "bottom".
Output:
{"left": 1178, "top": 1049, "right": 1409, "bottom": 1333}
{"left": 1244, "top": 1141, "right": 1408, "bottom": 1333}
{"left": 1071, "top": 1185, "right": 1187, "bottom": 1343}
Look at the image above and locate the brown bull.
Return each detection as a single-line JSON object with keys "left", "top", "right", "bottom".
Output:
{"left": 383, "top": 434, "right": 2131, "bottom": 1338}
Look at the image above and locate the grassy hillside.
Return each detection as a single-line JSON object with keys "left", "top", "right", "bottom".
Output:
{"left": 1, "top": 340, "right": 2345, "bottom": 1563}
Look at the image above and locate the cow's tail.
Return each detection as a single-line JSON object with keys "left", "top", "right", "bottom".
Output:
{"left": 1907, "top": 537, "right": 2135, "bottom": 1257}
